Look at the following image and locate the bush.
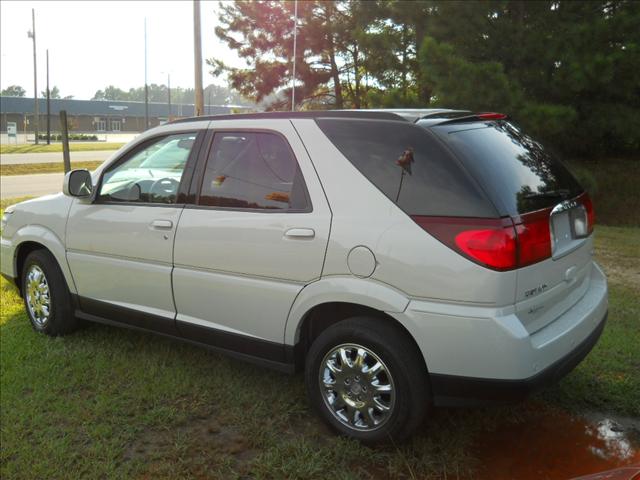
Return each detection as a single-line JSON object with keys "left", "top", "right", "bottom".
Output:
{"left": 36, "top": 133, "right": 99, "bottom": 141}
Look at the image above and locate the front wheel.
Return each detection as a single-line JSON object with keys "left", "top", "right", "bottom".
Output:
{"left": 305, "top": 317, "right": 430, "bottom": 443}
{"left": 22, "top": 249, "right": 79, "bottom": 336}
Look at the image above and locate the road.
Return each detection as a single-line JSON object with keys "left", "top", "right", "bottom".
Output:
{"left": 0, "top": 150, "right": 115, "bottom": 165}
{"left": 1, "top": 172, "right": 64, "bottom": 199}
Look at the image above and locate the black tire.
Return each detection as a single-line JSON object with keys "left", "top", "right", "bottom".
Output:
{"left": 21, "top": 249, "right": 79, "bottom": 336}
{"left": 305, "top": 316, "right": 430, "bottom": 444}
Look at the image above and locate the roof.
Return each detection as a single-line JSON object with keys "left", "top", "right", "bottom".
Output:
{"left": 0, "top": 96, "right": 235, "bottom": 117}
{"left": 169, "top": 108, "right": 472, "bottom": 125}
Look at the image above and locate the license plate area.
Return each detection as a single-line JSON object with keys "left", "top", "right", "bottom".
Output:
{"left": 550, "top": 201, "right": 587, "bottom": 259}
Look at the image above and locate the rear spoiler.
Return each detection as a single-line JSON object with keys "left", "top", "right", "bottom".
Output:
{"left": 424, "top": 112, "right": 508, "bottom": 126}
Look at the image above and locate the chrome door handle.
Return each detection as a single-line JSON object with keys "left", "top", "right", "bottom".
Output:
{"left": 150, "top": 219, "right": 173, "bottom": 230}
{"left": 284, "top": 228, "right": 315, "bottom": 239}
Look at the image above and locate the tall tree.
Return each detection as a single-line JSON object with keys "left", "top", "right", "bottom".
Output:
{"left": 41, "top": 86, "right": 61, "bottom": 99}
{"left": 1, "top": 85, "right": 26, "bottom": 97}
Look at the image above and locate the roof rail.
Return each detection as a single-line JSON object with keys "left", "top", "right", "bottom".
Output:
{"left": 168, "top": 110, "right": 407, "bottom": 125}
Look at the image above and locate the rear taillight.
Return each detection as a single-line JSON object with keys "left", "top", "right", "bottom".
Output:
{"left": 580, "top": 192, "right": 595, "bottom": 235}
{"left": 513, "top": 208, "right": 553, "bottom": 267}
{"left": 411, "top": 216, "right": 518, "bottom": 270}
{"left": 412, "top": 194, "right": 594, "bottom": 271}
{"left": 412, "top": 209, "right": 554, "bottom": 271}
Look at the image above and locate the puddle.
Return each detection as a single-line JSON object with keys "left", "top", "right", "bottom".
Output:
{"left": 474, "top": 410, "right": 640, "bottom": 479}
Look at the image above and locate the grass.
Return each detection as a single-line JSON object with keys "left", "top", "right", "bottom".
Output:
{"left": 0, "top": 143, "right": 124, "bottom": 154}
{"left": 1, "top": 204, "right": 638, "bottom": 479}
{"left": 0, "top": 161, "right": 104, "bottom": 176}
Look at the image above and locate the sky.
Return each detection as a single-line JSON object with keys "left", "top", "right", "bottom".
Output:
{"left": 0, "top": 0, "right": 244, "bottom": 100}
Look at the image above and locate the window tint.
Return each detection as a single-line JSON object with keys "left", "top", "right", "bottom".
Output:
{"left": 198, "top": 132, "right": 309, "bottom": 211}
{"left": 316, "top": 118, "right": 497, "bottom": 217}
{"left": 99, "top": 132, "right": 196, "bottom": 204}
{"left": 430, "top": 121, "right": 583, "bottom": 215}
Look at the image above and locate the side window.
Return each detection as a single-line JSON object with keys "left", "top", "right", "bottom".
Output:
{"left": 98, "top": 132, "right": 197, "bottom": 204}
{"left": 198, "top": 131, "right": 309, "bottom": 211}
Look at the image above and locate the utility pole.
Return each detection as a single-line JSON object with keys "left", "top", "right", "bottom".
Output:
{"left": 167, "top": 73, "right": 171, "bottom": 121}
{"left": 28, "top": 8, "right": 39, "bottom": 144}
{"left": 291, "top": 0, "right": 298, "bottom": 112}
{"left": 144, "top": 18, "right": 149, "bottom": 129}
{"left": 193, "top": 0, "right": 204, "bottom": 116}
{"left": 46, "top": 49, "right": 50, "bottom": 144}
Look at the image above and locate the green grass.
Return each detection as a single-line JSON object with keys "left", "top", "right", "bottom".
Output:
{"left": 0, "top": 143, "right": 124, "bottom": 154}
{"left": 0, "top": 161, "right": 103, "bottom": 176}
{"left": 1, "top": 217, "right": 637, "bottom": 479}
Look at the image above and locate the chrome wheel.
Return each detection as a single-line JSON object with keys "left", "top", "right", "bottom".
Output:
{"left": 25, "top": 265, "right": 51, "bottom": 327}
{"left": 319, "top": 343, "right": 395, "bottom": 431}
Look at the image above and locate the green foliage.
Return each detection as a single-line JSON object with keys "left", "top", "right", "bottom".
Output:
{"left": 41, "top": 86, "right": 61, "bottom": 99}
{"left": 36, "top": 133, "right": 98, "bottom": 141}
{"left": 214, "top": 0, "right": 640, "bottom": 157}
{"left": 1, "top": 85, "right": 26, "bottom": 97}
{"left": 91, "top": 84, "right": 252, "bottom": 107}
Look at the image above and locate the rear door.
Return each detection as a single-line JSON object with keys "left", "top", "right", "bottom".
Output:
{"left": 172, "top": 119, "right": 331, "bottom": 360}
{"left": 430, "top": 120, "right": 593, "bottom": 332}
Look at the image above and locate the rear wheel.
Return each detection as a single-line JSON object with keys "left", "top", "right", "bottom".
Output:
{"left": 305, "top": 317, "right": 429, "bottom": 443}
{"left": 21, "top": 249, "right": 79, "bottom": 336}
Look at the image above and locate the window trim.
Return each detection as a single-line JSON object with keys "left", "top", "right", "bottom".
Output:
{"left": 191, "top": 128, "right": 313, "bottom": 214}
{"left": 93, "top": 130, "right": 205, "bottom": 207}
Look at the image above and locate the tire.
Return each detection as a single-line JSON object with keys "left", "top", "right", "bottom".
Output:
{"left": 21, "top": 249, "right": 79, "bottom": 336}
{"left": 305, "top": 316, "right": 430, "bottom": 444}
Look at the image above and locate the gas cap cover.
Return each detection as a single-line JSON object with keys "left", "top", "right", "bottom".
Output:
{"left": 347, "top": 246, "right": 377, "bottom": 278}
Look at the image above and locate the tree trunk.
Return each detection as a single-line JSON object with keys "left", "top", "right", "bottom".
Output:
{"left": 329, "top": 46, "right": 343, "bottom": 108}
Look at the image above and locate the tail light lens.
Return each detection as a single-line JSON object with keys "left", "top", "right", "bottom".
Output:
{"left": 514, "top": 208, "right": 553, "bottom": 267}
{"left": 411, "top": 216, "right": 518, "bottom": 270}
{"left": 580, "top": 192, "right": 595, "bottom": 235}
{"left": 412, "top": 193, "right": 594, "bottom": 271}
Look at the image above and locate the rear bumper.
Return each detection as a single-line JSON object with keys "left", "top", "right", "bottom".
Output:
{"left": 390, "top": 261, "right": 608, "bottom": 406}
{"left": 430, "top": 309, "right": 607, "bottom": 406}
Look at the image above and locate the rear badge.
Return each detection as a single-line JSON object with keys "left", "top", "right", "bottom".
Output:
{"left": 525, "top": 284, "right": 548, "bottom": 298}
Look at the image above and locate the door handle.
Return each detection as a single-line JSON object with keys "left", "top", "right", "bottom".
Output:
{"left": 284, "top": 228, "right": 315, "bottom": 239}
{"left": 150, "top": 219, "right": 173, "bottom": 230}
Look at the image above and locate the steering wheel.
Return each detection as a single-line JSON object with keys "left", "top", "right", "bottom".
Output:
{"left": 149, "top": 177, "right": 180, "bottom": 201}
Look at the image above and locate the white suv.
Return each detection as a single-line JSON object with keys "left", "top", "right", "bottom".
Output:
{"left": 0, "top": 110, "right": 608, "bottom": 442}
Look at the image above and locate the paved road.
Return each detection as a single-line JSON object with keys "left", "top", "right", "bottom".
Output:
{"left": 0, "top": 150, "right": 115, "bottom": 165}
{"left": 1, "top": 172, "right": 64, "bottom": 199}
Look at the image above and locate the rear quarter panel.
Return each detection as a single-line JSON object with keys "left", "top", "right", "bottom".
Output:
{"left": 292, "top": 118, "right": 517, "bottom": 307}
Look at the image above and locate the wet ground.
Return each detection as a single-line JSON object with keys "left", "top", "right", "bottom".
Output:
{"left": 474, "top": 409, "right": 640, "bottom": 479}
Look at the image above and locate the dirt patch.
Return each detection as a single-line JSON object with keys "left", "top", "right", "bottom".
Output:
{"left": 123, "top": 412, "right": 258, "bottom": 478}
{"left": 597, "top": 251, "right": 640, "bottom": 288}
{"left": 472, "top": 408, "right": 640, "bottom": 480}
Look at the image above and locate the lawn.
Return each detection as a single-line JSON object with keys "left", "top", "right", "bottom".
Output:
{"left": 1, "top": 204, "right": 638, "bottom": 479}
{"left": 0, "top": 161, "right": 103, "bottom": 176}
{"left": 0, "top": 143, "right": 124, "bottom": 155}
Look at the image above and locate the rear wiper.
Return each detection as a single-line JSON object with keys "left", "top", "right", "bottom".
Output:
{"left": 524, "top": 189, "right": 570, "bottom": 199}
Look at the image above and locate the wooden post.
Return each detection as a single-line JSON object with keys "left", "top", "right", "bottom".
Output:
{"left": 193, "top": 0, "right": 204, "bottom": 116}
{"left": 46, "top": 49, "right": 51, "bottom": 145}
{"left": 60, "top": 110, "right": 71, "bottom": 173}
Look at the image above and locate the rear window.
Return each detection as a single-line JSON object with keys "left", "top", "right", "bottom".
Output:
{"left": 429, "top": 121, "right": 583, "bottom": 216}
{"left": 316, "top": 118, "right": 497, "bottom": 218}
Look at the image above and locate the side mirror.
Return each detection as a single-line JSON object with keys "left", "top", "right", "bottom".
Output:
{"left": 63, "top": 169, "right": 93, "bottom": 198}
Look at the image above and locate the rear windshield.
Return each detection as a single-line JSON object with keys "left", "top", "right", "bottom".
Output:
{"left": 429, "top": 120, "right": 583, "bottom": 216}
{"left": 316, "top": 118, "right": 497, "bottom": 218}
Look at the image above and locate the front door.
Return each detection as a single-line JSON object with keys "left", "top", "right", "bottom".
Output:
{"left": 172, "top": 120, "right": 331, "bottom": 362}
{"left": 66, "top": 130, "right": 202, "bottom": 334}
